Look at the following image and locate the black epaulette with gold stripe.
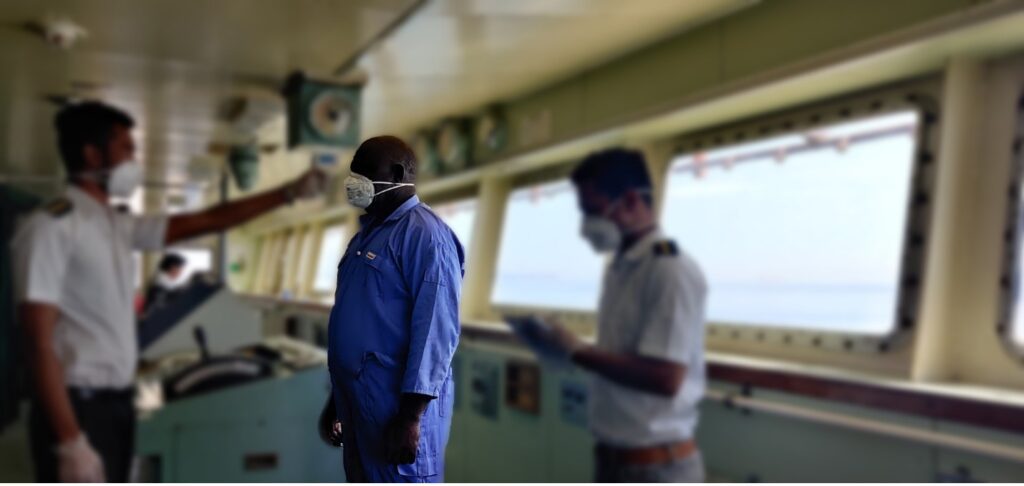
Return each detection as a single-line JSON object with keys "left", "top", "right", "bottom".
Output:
{"left": 653, "top": 240, "right": 678, "bottom": 257}
{"left": 42, "top": 197, "right": 73, "bottom": 218}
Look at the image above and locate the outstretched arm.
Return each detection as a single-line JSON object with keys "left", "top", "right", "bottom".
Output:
{"left": 164, "top": 169, "right": 326, "bottom": 245}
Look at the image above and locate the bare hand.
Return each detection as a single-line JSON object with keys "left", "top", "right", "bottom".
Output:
{"left": 56, "top": 434, "right": 105, "bottom": 483}
{"left": 318, "top": 395, "right": 343, "bottom": 447}
{"left": 318, "top": 419, "right": 343, "bottom": 447}
{"left": 384, "top": 415, "right": 420, "bottom": 465}
{"left": 288, "top": 168, "right": 328, "bottom": 201}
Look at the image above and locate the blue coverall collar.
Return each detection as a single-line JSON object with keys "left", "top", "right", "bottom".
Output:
{"left": 359, "top": 194, "right": 421, "bottom": 228}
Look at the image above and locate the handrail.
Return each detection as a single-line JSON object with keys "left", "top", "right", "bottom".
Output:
{"left": 248, "top": 299, "right": 1024, "bottom": 435}
{"left": 705, "top": 389, "right": 1024, "bottom": 464}
{"left": 239, "top": 293, "right": 332, "bottom": 313}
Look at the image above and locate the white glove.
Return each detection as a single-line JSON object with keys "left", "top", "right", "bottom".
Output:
{"left": 55, "top": 434, "right": 105, "bottom": 483}
{"left": 286, "top": 168, "right": 328, "bottom": 202}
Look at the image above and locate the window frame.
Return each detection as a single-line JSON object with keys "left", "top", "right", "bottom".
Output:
{"left": 294, "top": 224, "right": 318, "bottom": 298}
{"left": 997, "top": 90, "right": 1024, "bottom": 361}
{"left": 488, "top": 172, "right": 608, "bottom": 321}
{"left": 279, "top": 227, "right": 304, "bottom": 297}
{"left": 667, "top": 84, "right": 941, "bottom": 354}
{"left": 310, "top": 221, "right": 349, "bottom": 297}
{"left": 253, "top": 232, "right": 280, "bottom": 295}
{"left": 423, "top": 192, "right": 480, "bottom": 262}
{"left": 264, "top": 230, "right": 288, "bottom": 296}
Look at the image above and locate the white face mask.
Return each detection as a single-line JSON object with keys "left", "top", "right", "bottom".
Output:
{"left": 581, "top": 215, "right": 621, "bottom": 253}
{"left": 580, "top": 198, "right": 623, "bottom": 253}
{"left": 82, "top": 160, "right": 142, "bottom": 198}
{"left": 107, "top": 161, "right": 143, "bottom": 198}
{"left": 579, "top": 188, "right": 654, "bottom": 253}
{"left": 344, "top": 172, "right": 414, "bottom": 209}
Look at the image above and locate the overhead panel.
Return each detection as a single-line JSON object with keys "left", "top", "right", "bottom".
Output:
{"left": 0, "top": 0, "right": 759, "bottom": 196}
{"left": 358, "top": 0, "right": 759, "bottom": 136}
{"left": 0, "top": 0, "right": 419, "bottom": 198}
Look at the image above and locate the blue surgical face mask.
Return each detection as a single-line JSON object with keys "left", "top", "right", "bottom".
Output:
{"left": 344, "top": 173, "right": 413, "bottom": 209}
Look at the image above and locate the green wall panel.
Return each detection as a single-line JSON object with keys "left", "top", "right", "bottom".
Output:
{"left": 697, "top": 400, "right": 934, "bottom": 482}
{"left": 172, "top": 418, "right": 341, "bottom": 483}
{"left": 137, "top": 368, "right": 345, "bottom": 483}
{"left": 933, "top": 421, "right": 1024, "bottom": 482}
{"left": 539, "top": 369, "right": 594, "bottom": 482}
{"left": 448, "top": 339, "right": 1024, "bottom": 483}
{"left": 454, "top": 348, "right": 548, "bottom": 482}
{"left": 444, "top": 346, "right": 593, "bottom": 482}
{"left": 132, "top": 340, "right": 1024, "bottom": 482}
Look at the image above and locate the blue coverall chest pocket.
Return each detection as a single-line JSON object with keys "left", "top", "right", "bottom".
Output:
{"left": 359, "top": 251, "right": 406, "bottom": 301}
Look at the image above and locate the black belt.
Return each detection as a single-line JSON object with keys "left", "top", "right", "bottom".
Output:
{"left": 67, "top": 386, "right": 135, "bottom": 401}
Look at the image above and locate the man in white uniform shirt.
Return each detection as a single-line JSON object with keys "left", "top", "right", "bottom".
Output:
{"left": 12, "top": 101, "right": 326, "bottom": 482}
{"left": 517, "top": 148, "right": 707, "bottom": 482}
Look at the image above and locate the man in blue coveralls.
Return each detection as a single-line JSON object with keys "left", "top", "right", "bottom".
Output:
{"left": 324, "top": 136, "right": 464, "bottom": 482}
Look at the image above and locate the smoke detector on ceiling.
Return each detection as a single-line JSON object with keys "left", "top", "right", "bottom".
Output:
{"left": 34, "top": 15, "right": 88, "bottom": 50}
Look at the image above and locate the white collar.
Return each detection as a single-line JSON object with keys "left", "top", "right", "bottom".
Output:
{"left": 619, "top": 228, "right": 664, "bottom": 263}
{"left": 65, "top": 184, "right": 107, "bottom": 214}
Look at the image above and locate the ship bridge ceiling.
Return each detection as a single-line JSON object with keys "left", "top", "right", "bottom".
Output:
{"left": 357, "top": 0, "right": 757, "bottom": 136}
{"left": 0, "top": 0, "right": 419, "bottom": 190}
{"left": 0, "top": 0, "right": 752, "bottom": 193}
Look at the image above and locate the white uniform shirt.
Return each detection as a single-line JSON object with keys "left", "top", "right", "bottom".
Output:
{"left": 11, "top": 186, "right": 168, "bottom": 388}
{"left": 589, "top": 229, "right": 707, "bottom": 447}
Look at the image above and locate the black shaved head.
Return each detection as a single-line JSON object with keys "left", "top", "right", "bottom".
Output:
{"left": 351, "top": 135, "right": 418, "bottom": 184}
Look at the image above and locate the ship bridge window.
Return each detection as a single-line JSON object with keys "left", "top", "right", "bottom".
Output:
{"left": 254, "top": 232, "right": 286, "bottom": 295}
{"left": 663, "top": 110, "right": 920, "bottom": 335}
{"left": 1015, "top": 317, "right": 1024, "bottom": 349}
{"left": 1004, "top": 100, "right": 1024, "bottom": 353}
{"left": 294, "top": 226, "right": 317, "bottom": 296}
{"left": 1011, "top": 258, "right": 1024, "bottom": 348}
{"left": 279, "top": 230, "right": 302, "bottom": 297}
{"left": 312, "top": 224, "right": 349, "bottom": 296}
{"left": 251, "top": 236, "right": 271, "bottom": 294}
{"left": 432, "top": 198, "right": 477, "bottom": 256}
{"left": 492, "top": 179, "right": 604, "bottom": 311}
{"left": 169, "top": 247, "right": 213, "bottom": 281}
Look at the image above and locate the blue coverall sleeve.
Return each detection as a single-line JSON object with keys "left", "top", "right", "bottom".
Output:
{"left": 400, "top": 231, "right": 462, "bottom": 397}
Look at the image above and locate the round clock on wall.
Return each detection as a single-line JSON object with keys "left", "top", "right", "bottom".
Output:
{"left": 307, "top": 90, "right": 354, "bottom": 139}
{"left": 436, "top": 119, "right": 472, "bottom": 174}
{"left": 412, "top": 131, "right": 441, "bottom": 180}
{"left": 476, "top": 107, "right": 508, "bottom": 153}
